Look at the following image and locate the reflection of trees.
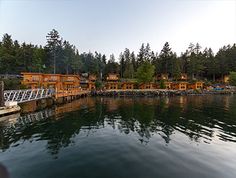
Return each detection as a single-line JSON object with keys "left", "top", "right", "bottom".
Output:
{"left": 102, "top": 96, "right": 236, "bottom": 144}
{"left": 1, "top": 96, "right": 236, "bottom": 157}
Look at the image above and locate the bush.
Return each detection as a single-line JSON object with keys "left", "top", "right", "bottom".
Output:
{"left": 95, "top": 80, "right": 103, "bottom": 89}
{"left": 0, "top": 78, "right": 25, "bottom": 90}
{"left": 160, "top": 80, "right": 166, "bottom": 89}
{"left": 229, "top": 72, "right": 236, "bottom": 86}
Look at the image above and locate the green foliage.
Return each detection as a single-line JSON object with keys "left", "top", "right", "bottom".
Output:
{"left": 137, "top": 43, "right": 152, "bottom": 67}
{"left": 120, "top": 48, "right": 135, "bottom": 79}
{"left": 0, "top": 34, "right": 16, "bottom": 73}
{"left": 46, "top": 29, "right": 62, "bottom": 74}
{"left": 95, "top": 80, "right": 102, "bottom": 89}
{"left": 135, "top": 62, "right": 155, "bottom": 84}
{"left": 0, "top": 78, "right": 26, "bottom": 90}
{"left": 160, "top": 80, "right": 166, "bottom": 89}
{"left": 158, "top": 42, "right": 182, "bottom": 79}
{"left": 229, "top": 72, "right": 236, "bottom": 86}
{"left": 159, "top": 42, "right": 172, "bottom": 74}
{"left": 104, "top": 54, "right": 119, "bottom": 75}
{"left": 1, "top": 31, "right": 236, "bottom": 84}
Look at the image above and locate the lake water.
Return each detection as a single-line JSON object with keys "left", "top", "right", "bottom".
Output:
{"left": 0, "top": 95, "right": 236, "bottom": 178}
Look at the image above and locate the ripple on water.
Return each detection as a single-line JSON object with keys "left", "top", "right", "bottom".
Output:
{"left": 0, "top": 96, "right": 236, "bottom": 178}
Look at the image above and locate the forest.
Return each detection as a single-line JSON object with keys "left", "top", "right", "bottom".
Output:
{"left": 0, "top": 29, "right": 236, "bottom": 82}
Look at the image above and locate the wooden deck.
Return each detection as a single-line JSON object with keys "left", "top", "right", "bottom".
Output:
{"left": 55, "top": 89, "right": 90, "bottom": 99}
{"left": 0, "top": 105, "right": 21, "bottom": 117}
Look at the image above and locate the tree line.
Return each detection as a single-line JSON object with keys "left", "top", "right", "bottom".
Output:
{"left": 0, "top": 29, "right": 236, "bottom": 81}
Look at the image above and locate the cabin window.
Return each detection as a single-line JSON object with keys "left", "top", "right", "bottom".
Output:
{"left": 32, "top": 76, "right": 40, "bottom": 81}
{"left": 180, "top": 84, "right": 186, "bottom": 89}
{"left": 49, "top": 76, "right": 57, "bottom": 81}
{"left": 67, "top": 77, "right": 74, "bottom": 82}
{"left": 196, "top": 84, "right": 202, "bottom": 89}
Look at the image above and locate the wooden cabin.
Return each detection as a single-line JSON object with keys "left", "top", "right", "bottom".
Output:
{"left": 43, "top": 74, "right": 62, "bottom": 89}
{"left": 156, "top": 73, "right": 169, "bottom": 81}
{"left": 139, "top": 83, "right": 157, "bottom": 89}
{"left": 223, "top": 75, "right": 229, "bottom": 83}
{"left": 88, "top": 74, "right": 96, "bottom": 90}
{"left": 106, "top": 82, "right": 119, "bottom": 90}
{"left": 216, "top": 74, "right": 230, "bottom": 84}
{"left": 89, "top": 74, "right": 97, "bottom": 82}
{"left": 61, "top": 75, "right": 80, "bottom": 89}
{"left": 165, "top": 82, "right": 172, "bottom": 89}
{"left": 172, "top": 82, "right": 188, "bottom": 90}
{"left": 21, "top": 72, "right": 44, "bottom": 89}
{"left": 106, "top": 73, "right": 119, "bottom": 81}
{"left": 88, "top": 82, "right": 96, "bottom": 90}
{"left": 105, "top": 73, "right": 119, "bottom": 90}
{"left": 188, "top": 81, "right": 204, "bottom": 90}
{"left": 80, "top": 77, "right": 89, "bottom": 90}
{"left": 121, "top": 82, "right": 134, "bottom": 90}
{"left": 21, "top": 72, "right": 81, "bottom": 90}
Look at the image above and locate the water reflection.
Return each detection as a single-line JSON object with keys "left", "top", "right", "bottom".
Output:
{"left": 0, "top": 96, "right": 236, "bottom": 156}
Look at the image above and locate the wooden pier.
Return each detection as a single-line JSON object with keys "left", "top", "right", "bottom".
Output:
{"left": 55, "top": 89, "right": 90, "bottom": 99}
{"left": 0, "top": 81, "right": 21, "bottom": 117}
{"left": 0, "top": 105, "right": 21, "bottom": 117}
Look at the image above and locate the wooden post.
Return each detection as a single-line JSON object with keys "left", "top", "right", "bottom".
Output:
{"left": 0, "top": 81, "right": 4, "bottom": 107}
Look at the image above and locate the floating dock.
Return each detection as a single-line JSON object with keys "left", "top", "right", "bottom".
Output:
{"left": 0, "top": 105, "right": 21, "bottom": 118}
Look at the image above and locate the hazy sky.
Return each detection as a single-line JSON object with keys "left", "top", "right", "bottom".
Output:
{"left": 0, "top": 0, "right": 236, "bottom": 57}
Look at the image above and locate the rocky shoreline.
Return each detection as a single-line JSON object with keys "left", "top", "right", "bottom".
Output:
{"left": 91, "top": 89, "right": 236, "bottom": 97}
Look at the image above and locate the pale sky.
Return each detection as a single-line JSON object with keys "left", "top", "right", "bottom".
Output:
{"left": 0, "top": 0, "right": 236, "bottom": 57}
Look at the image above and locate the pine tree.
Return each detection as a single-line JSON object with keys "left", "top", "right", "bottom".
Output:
{"left": 0, "top": 34, "right": 15, "bottom": 73}
{"left": 46, "top": 29, "right": 61, "bottom": 74}
{"left": 130, "top": 52, "right": 137, "bottom": 72}
{"left": 137, "top": 43, "right": 145, "bottom": 67}
{"left": 123, "top": 48, "right": 132, "bottom": 78}
{"left": 186, "top": 43, "right": 204, "bottom": 79}
{"left": 144, "top": 43, "right": 151, "bottom": 62}
{"left": 119, "top": 52, "right": 125, "bottom": 78}
{"left": 71, "top": 49, "right": 83, "bottom": 74}
{"left": 62, "top": 40, "right": 75, "bottom": 74}
{"left": 32, "top": 45, "right": 46, "bottom": 73}
{"left": 104, "top": 54, "right": 119, "bottom": 75}
{"left": 159, "top": 42, "right": 173, "bottom": 74}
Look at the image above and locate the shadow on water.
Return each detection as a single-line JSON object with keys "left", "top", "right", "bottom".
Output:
{"left": 0, "top": 95, "right": 236, "bottom": 156}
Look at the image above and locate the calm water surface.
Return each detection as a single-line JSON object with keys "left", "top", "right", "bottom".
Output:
{"left": 0, "top": 95, "right": 236, "bottom": 178}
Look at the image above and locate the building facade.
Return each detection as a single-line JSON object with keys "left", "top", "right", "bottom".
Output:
{"left": 21, "top": 72, "right": 80, "bottom": 90}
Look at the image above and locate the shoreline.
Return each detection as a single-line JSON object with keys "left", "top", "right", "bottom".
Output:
{"left": 91, "top": 89, "right": 236, "bottom": 97}
{"left": 1, "top": 89, "right": 235, "bottom": 117}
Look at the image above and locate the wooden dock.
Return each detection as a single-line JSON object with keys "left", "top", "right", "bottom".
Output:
{"left": 0, "top": 105, "right": 21, "bottom": 117}
{"left": 55, "top": 89, "right": 90, "bottom": 99}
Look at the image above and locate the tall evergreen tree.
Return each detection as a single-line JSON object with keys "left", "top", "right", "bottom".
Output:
{"left": 62, "top": 40, "right": 75, "bottom": 74}
{"left": 32, "top": 45, "right": 46, "bottom": 73}
{"left": 123, "top": 48, "right": 134, "bottom": 78}
{"left": 119, "top": 52, "right": 125, "bottom": 78}
{"left": 46, "top": 29, "right": 62, "bottom": 74}
{"left": 0, "top": 34, "right": 15, "bottom": 73}
{"left": 104, "top": 54, "right": 119, "bottom": 75}
{"left": 131, "top": 52, "right": 137, "bottom": 73}
{"left": 186, "top": 43, "right": 204, "bottom": 79}
{"left": 144, "top": 43, "right": 152, "bottom": 62}
{"left": 159, "top": 42, "right": 173, "bottom": 74}
{"left": 137, "top": 43, "right": 145, "bottom": 67}
{"left": 203, "top": 48, "right": 217, "bottom": 81}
